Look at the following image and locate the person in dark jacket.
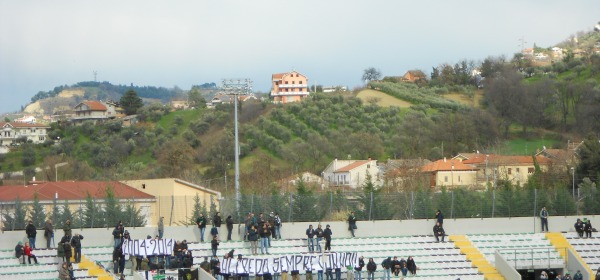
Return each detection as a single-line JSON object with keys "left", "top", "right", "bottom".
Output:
{"left": 315, "top": 224, "right": 324, "bottom": 252}
{"left": 71, "top": 233, "right": 84, "bottom": 263}
{"left": 584, "top": 218, "right": 593, "bottom": 238}
{"left": 323, "top": 225, "right": 333, "bottom": 252}
{"left": 213, "top": 212, "right": 222, "bottom": 237}
{"left": 406, "top": 256, "right": 417, "bottom": 275}
{"left": 381, "top": 257, "right": 391, "bottom": 280}
{"left": 15, "top": 241, "right": 25, "bottom": 264}
{"left": 63, "top": 219, "right": 72, "bottom": 239}
{"left": 306, "top": 225, "right": 315, "bottom": 252}
{"left": 259, "top": 223, "right": 271, "bottom": 255}
{"left": 435, "top": 209, "right": 444, "bottom": 225}
{"left": 391, "top": 256, "right": 401, "bottom": 276}
{"left": 226, "top": 215, "right": 234, "bottom": 241}
{"left": 248, "top": 225, "right": 259, "bottom": 255}
{"left": 366, "top": 258, "right": 376, "bottom": 280}
{"left": 44, "top": 219, "right": 54, "bottom": 248}
{"left": 347, "top": 212, "right": 357, "bottom": 237}
{"left": 211, "top": 235, "right": 220, "bottom": 256}
{"left": 354, "top": 256, "right": 364, "bottom": 280}
{"left": 575, "top": 219, "right": 584, "bottom": 238}
{"left": 196, "top": 213, "right": 207, "bottom": 242}
{"left": 62, "top": 235, "right": 73, "bottom": 265}
{"left": 433, "top": 222, "right": 445, "bottom": 242}
{"left": 25, "top": 220, "right": 37, "bottom": 249}
{"left": 112, "top": 223, "right": 124, "bottom": 248}
{"left": 399, "top": 258, "right": 408, "bottom": 277}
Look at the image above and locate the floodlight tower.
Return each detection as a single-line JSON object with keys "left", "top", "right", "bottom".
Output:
{"left": 221, "top": 78, "right": 253, "bottom": 221}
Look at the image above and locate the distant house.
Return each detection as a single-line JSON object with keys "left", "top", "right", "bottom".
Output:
{"left": 72, "top": 101, "right": 120, "bottom": 124}
{"left": 455, "top": 153, "right": 551, "bottom": 186}
{"left": 522, "top": 48, "right": 534, "bottom": 57}
{"left": 0, "top": 122, "right": 50, "bottom": 146}
{"left": 270, "top": 71, "right": 310, "bottom": 104}
{"left": 402, "top": 70, "right": 427, "bottom": 83}
{"left": 0, "top": 181, "right": 155, "bottom": 229}
{"left": 421, "top": 158, "right": 478, "bottom": 188}
{"left": 209, "top": 94, "right": 257, "bottom": 107}
{"left": 14, "top": 115, "right": 37, "bottom": 124}
{"left": 322, "top": 158, "right": 379, "bottom": 189}
{"left": 276, "top": 172, "right": 324, "bottom": 191}
{"left": 170, "top": 100, "right": 190, "bottom": 110}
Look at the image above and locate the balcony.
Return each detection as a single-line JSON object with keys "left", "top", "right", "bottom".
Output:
{"left": 278, "top": 84, "right": 308, "bottom": 89}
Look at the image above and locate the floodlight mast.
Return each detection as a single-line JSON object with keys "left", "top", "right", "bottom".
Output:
{"left": 221, "top": 79, "right": 253, "bottom": 222}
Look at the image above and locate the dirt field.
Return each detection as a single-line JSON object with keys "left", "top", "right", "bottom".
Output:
{"left": 443, "top": 90, "right": 483, "bottom": 108}
{"left": 356, "top": 89, "right": 412, "bottom": 108}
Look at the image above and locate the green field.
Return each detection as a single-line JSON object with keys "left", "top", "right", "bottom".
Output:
{"left": 356, "top": 89, "right": 413, "bottom": 108}
{"left": 496, "top": 138, "right": 559, "bottom": 155}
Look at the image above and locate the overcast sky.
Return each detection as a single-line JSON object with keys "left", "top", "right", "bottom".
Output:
{"left": 1, "top": 0, "right": 598, "bottom": 114}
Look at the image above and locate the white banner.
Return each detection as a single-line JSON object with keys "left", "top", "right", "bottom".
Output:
{"left": 220, "top": 252, "right": 358, "bottom": 276}
{"left": 121, "top": 239, "right": 174, "bottom": 256}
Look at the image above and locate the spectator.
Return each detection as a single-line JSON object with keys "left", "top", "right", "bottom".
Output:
{"left": 200, "top": 256, "right": 210, "bottom": 272}
{"left": 112, "top": 247, "right": 121, "bottom": 275}
{"left": 564, "top": 271, "right": 572, "bottom": 280}
{"left": 58, "top": 262, "right": 70, "bottom": 280}
{"left": 348, "top": 212, "right": 357, "bottom": 238}
{"left": 197, "top": 213, "right": 207, "bottom": 242}
{"left": 540, "top": 207, "right": 549, "bottom": 232}
{"left": 63, "top": 219, "right": 72, "bottom": 239}
{"left": 25, "top": 220, "right": 37, "bottom": 249}
{"left": 315, "top": 224, "right": 324, "bottom": 252}
{"left": 248, "top": 225, "right": 259, "bottom": 255}
{"left": 381, "top": 257, "right": 391, "bottom": 280}
{"left": 435, "top": 209, "right": 444, "bottom": 225}
{"left": 584, "top": 218, "right": 593, "bottom": 238}
{"left": 306, "top": 225, "right": 315, "bottom": 252}
{"left": 366, "top": 258, "right": 376, "bottom": 280}
{"left": 274, "top": 213, "right": 282, "bottom": 240}
{"left": 575, "top": 218, "right": 584, "bottom": 238}
{"left": 112, "top": 223, "right": 124, "bottom": 248}
{"left": 268, "top": 212, "right": 276, "bottom": 241}
{"left": 391, "top": 256, "right": 400, "bottom": 276}
{"left": 433, "top": 222, "right": 445, "bottom": 242}
{"left": 354, "top": 256, "right": 364, "bottom": 280}
{"left": 260, "top": 223, "right": 271, "bottom": 255}
{"left": 15, "top": 241, "right": 25, "bottom": 264}
{"left": 44, "top": 219, "right": 54, "bottom": 248}
{"left": 182, "top": 251, "right": 193, "bottom": 268}
{"left": 540, "top": 270, "right": 548, "bottom": 280}
{"left": 225, "top": 215, "right": 234, "bottom": 241}
{"left": 334, "top": 268, "right": 341, "bottom": 280}
{"left": 257, "top": 213, "right": 266, "bottom": 230}
{"left": 399, "top": 258, "right": 408, "bottom": 277}
{"left": 406, "top": 256, "right": 417, "bottom": 276}
{"left": 596, "top": 267, "right": 600, "bottom": 280}
{"left": 211, "top": 255, "right": 221, "bottom": 280}
{"left": 158, "top": 217, "right": 164, "bottom": 239}
{"left": 213, "top": 212, "right": 222, "bottom": 237}
{"left": 324, "top": 225, "right": 333, "bottom": 252}
{"left": 62, "top": 235, "right": 72, "bottom": 265}
{"left": 573, "top": 270, "right": 583, "bottom": 280}
{"left": 68, "top": 262, "right": 75, "bottom": 280}
{"left": 211, "top": 235, "right": 220, "bottom": 256}
{"left": 71, "top": 233, "right": 84, "bottom": 263}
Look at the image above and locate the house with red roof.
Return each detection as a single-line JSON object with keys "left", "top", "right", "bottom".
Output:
{"left": 322, "top": 158, "right": 379, "bottom": 189}
{"left": 421, "top": 158, "right": 478, "bottom": 188}
{"left": 0, "top": 121, "right": 51, "bottom": 146}
{"left": 270, "top": 71, "right": 310, "bottom": 104}
{"left": 72, "top": 101, "right": 120, "bottom": 124}
{"left": 454, "top": 152, "right": 552, "bottom": 187}
{"left": 0, "top": 181, "right": 155, "bottom": 229}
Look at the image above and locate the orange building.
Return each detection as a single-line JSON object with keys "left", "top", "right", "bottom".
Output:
{"left": 270, "top": 71, "right": 309, "bottom": 104}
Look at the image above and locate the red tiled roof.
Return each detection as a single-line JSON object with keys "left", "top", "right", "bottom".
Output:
{"left": 421, "top": 159, "right": 478, "bottom": 172}
{"left": 272, "top": 73, "right": 285, "bottom": 80}
{"left": 0, "top": 122, "right": 50, "bottom": 128}
{"left": 76, "top": 101, "right": 107, "bottom": 111}
{"left": 462, "top": 154, "right": 551, "bottom": 165}
{"left": 0, "top": 181, "right": 154, "bottom": 202}
{"left": 334, "top": 160, "right": 371, "bottom": 172}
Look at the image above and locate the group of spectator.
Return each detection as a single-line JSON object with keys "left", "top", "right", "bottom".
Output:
{"left": 305, "top": 224, "right": 333, "bottom": 252}
{"left": 241, "top": 212, "right": 283, "bottom": 255}
{"left": 574, "top": 218, "right": 594, "bottom": 238}
{"left": 368, "top": 256, "right": 417, "bottom": 280}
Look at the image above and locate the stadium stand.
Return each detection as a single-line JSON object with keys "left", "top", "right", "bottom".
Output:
{"left": 562, "top": 231, "right": 599, "bottom": 269}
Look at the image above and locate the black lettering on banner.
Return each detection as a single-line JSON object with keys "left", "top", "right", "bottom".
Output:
{"left": 121, "top": 240, "right": 128, "bottom": 255}
{"left": 149, "top": 239, "right": 157, "bottom": 256}
{"left": 157, "top": 240, "right": 165, "bottom": 255}
{"left": 302, "top": 256, "right": 311, "bottom": 270}
{"left": 133, "top": 240, "right": 140, "bottom": 256}
{"left": 255, "top": 259, "right": 263, "bottom": 274}
{"left": 241, "top": 258, "right": 249, "bottom": 274}
{"left": 350, "top": 253, "right": 358, "bottom": 267}
{"left": 330, "top": 253, "right": 338, "bottom": 269}
{"left": 309, "top": 256, "right": 317, "bottom": 271}
{"left": 140, "top": 239, "right": 146, "bottom": 256}
{"left": 294, "top": 255, "right": 303, "bottom": 271}
{"left": 262, "top": 258, "right": 270, "bottom": 274}
{"left": 273, "top": 257, "right": 281, "bottom": 273}
{"left": 285, "top": 255, "right": 294, "bottom": 271}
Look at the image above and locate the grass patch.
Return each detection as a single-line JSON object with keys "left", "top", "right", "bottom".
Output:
{"left": 356, "top": 89, "right": 413, "bottom": 108}
{"left": 495, "top": 138, "right": 559, "bottom": 155}
{"left": 442, "top": 90, "right": 483, "bottom": 108}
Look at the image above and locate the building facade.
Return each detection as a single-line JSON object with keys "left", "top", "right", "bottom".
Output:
{"left": 322, "top": 159, "right": 379, "bottom": 189}
{"left": 270, "top": 71, "right": 310, "bottom": 104}
{"left": 0, "top": 122, "right": 50, "bottom": 146}
{"left": 72, "top": 101, "right": 120, "bottom": 124}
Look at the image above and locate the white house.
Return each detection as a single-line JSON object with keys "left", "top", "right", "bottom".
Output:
{"left": 0, "top": 122, "right": 50, "bottom": 146}
{"left": 322, "top": 158, "right": 379, "bottom": 189}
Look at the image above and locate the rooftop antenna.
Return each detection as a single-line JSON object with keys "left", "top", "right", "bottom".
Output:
{"left": 93, "top": 71, "right": 98, "bottom": 82}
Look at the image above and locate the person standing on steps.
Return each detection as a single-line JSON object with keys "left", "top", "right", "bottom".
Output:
{"left": 25, "top": 220, "right": 37, "bottom": 249}
{"left": 63, "top": 219, "right": 72, "bottom": 239}
{"left": 213, "top": 212, "right": 223, "bottom": 237}
{"left": 323, "top": 224, "right": 333, "bottom": 252}
{"left": 315, "top": 224, "right": 324, "bottom": 252}
{"left": 306, "top": 225, "right": 315, "bottom": 252}
{"left": 540, "top": 207, "right": 549, "bottom": 232}
{"left": 197, "top": 213, "right": 207, "bottom": 242}
{"left": 158, "top": 217, "right": 164, "bottom": 239}
{"left": 71, "top": 233, "right": 84, "bottom": 263}
{"left": 226, "top": 215, "right": 234, "bottom": 241}
{"left": 348, "top": 212, "right": 357, "bottom": 238}
{"left": 435, "top": 210, "right": 444, "bottom": 225}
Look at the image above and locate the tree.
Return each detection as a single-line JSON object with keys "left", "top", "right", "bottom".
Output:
{"left": 21, "top": 144, "right": 36, "bottom": 166}
{"left": 60, "top": 200, "right": 73, "bottom": 227}
{"left": 103, "top": 185, "right": 122, "bottom": 228}
{"left": 123, "top": 200, "right": 146, "bottom": 227}
{"left": 2, "top": 197, "right": 27, "bottom": 230}
{"left": 576, "top": 134, "right": 600, "bottom": 184}
{"left": 82, "top": 192, "right": 103, "bottom": 228}
{"left": 120, "top": 89, "right": 143, "bottom": 115}
{"left": 292, "top": 178, "right": 319, "bottom": 222}
{"left": 50, "top": 198, "right": 62, "bottom": 224}
{"left": 29, "top": 192, "right": 46, "bottom": 227}
{"left": 484, "top": 68, "right": 524, "bottom": 137}
{"left": 362, "top": 67, "right": 381, "bottom": 84}
{"left": 579, "top": 177, "right": 600, "bottom": 215}
{"left": 189, "top": 193, "right": 202, "bottom": 225}
{"left": 188, "top": 87, "right": 207, "bottom": 109}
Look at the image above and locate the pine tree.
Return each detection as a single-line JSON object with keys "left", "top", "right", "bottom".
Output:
{"left": 189, "top": 194, "right": 202, "bottom": 225}
{"left": 123, "top": 200, "right": 146, "bottom": 227}
{"left": 120, "top": 89, "right": 143, "bottom": 115}
{"left": 60, "top": 200, "right": 73, "bottom": 227}
{"left": 3, "top": 197, "right": 27, "bottom": 230}
{"left": 292, "top": 178, "right": 319, "bottom": 222}
{"left": 50, "top": 198, "right": 62, "bottom": 224}
{"left": 103, "top": 185, "right": 122, "bottom": 228}
{"left": 29, "top": 192, "right": 46, "bottom": 227}
{"left": 82, "top": 192, "right": 103, "bottom": 228}
{"left": 209, "top": 195, "right": 218, "bottom": 219}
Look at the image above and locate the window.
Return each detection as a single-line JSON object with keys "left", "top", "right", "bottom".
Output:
{"left": 444, "top": 176, "right": 448, "bottom": 182}
{"left": 292, "top": 81, "right": 295, "bottom": 84}
{"left": 458, "top": 175, "right": 461, "bottom": 182}
{"left": 528, "top": 168, "right": 534, "bottom": 174}
{"left": 516, "top": 168, "right": 520, "bottom": 173}
{"left": 299, "top": 81, "right": 303, "bottom": 84}
{"left": 508, "top": 168, "right": 512, "bottom": 175}
{"left": 285, "top": 81, "right": 288, "bottom": 84}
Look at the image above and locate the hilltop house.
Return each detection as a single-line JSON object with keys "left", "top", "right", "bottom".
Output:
{"left": 270, "top": 71, "right": 310, "bottom": 104}
{"left": 322, "top": 158, "right": 379, "bottom": 189}
{"left": 454, "top": 153, "right": 551, "bottom": 187}
{"left": 402, "top": 70, "right": 427, "bottom": 83}
{"left": 421, "top": 158, "right": 478, "bottom": 188}
{"left": 72, "top": 101, "right": 121, "bottom": 124}
{"left": 0, "top": 122, "right": 50, "bottom": 146}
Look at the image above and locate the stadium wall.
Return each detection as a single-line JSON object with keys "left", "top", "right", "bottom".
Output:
{"left": 0, "top": 215, "right": 597, "bottom": 250}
